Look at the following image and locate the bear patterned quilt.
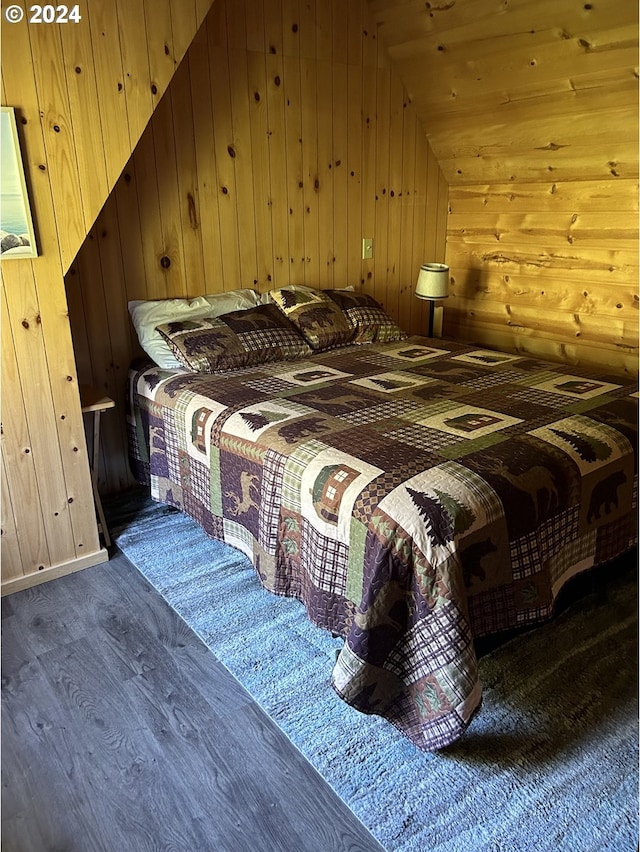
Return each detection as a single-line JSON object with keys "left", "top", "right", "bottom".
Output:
{"left": 127, "top": 336, "right": 638, "bottom": 751}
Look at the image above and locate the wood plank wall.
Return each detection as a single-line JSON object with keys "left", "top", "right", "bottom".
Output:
{"left": 3, "top": 0, "right": 635, "bottom": 592}
{"left": 1, "top": 0, "right": 216, "bottom": 592}
{"left": 446, "top": 179, "right": 638, "bottom": 373}
{"left": 66, "top": 0, "right": 449, "bottom": 495}
{"left": 370, "top": 0, "right": 639, "bottom": 376}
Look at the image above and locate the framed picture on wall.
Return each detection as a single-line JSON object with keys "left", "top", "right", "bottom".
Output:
{"left": 1, "top": 106, "right": 38, "bottom": 258}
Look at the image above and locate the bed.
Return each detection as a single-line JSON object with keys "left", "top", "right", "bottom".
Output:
{"left": 126, "top": 286, "right": 638, "bottom": 751}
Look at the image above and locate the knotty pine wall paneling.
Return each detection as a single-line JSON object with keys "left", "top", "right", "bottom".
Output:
{"left": 445, "top": 179, "right": 638, "bottom": 373}
{"left": 316, "top": 49, "right": 334, "bottom": 289}
{"left": 189, "top": 27, "right": 225, "bottom": 293}
{"left": 1, "top": 0, "right": 216, "bottom": 592}
{"left": 210, "top": 4, "right": 245, "bottom": 294}
{"left": 67, "top": 0, "right": 448, "bottom": 494}
{"left": 171, "top": 58, "right": 208, "bottom": 298}
{"left": 265, "top": 48, "right": 291, "bottom": 288}
{"left": 360, "top": 20, "right": 378, "bottom": 297}
{"left": 2, "top": 12, "right": 100, "bottom": 589}
{"left": 88, "top": 0, "right": 132, "bottom": 188}
{"left": 247, "top": 50, "right": 273, "bottom": 290}
{"left": 330, "top": 52, "right": 348, "bottom": 288}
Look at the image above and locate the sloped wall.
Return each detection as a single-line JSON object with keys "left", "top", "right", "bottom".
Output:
{"left": 66, "top": 0, "right": 449, "bottom": 494}
{"left": 1, "top": 0, "right": 216, "bottom": 591}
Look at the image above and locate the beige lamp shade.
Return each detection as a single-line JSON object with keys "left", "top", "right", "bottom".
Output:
{"left": 415, "top": 263, "right": 449, "bottom": 301}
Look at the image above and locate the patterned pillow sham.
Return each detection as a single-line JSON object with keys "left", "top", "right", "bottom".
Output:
{"left": 325, "top": 290, "right": 408, "bottom": 344}
{"left": 155, "top": 303, "right": 312, "bottom": 373}
{"left": 128, "top": 289, "right": 262, "bottom": 369}
{"left": 269, "top": 287, "right": 354, "bottom": 351}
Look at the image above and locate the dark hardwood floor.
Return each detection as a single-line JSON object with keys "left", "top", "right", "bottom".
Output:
{"left": 2, "top": 549, "right": 385, "bottom": 852}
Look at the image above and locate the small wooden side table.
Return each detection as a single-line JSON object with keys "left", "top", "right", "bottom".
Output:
{"left": 80, "top": 385, "right": 115, "bottom": 548}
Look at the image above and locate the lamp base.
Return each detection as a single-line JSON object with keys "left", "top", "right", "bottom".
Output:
{"left": 425, "top": 303, "right": 445, "bottom": 338}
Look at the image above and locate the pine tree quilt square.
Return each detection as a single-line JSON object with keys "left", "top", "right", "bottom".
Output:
{"left": 221, "top": 400, "right": 313, "bottom": 443}
{"left": 351, "top": 372, "right": 436, "bottom": 394}
{"left": 451, "top": 350, "right": 522, "bottom": 366}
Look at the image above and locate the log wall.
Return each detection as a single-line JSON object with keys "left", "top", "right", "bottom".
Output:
{"left": 445, "top": 179, "right": 638, "bottom": 372}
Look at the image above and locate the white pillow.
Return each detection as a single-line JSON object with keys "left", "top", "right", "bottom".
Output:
{"left": 128, "top": 297, "right": 213, "bottom": 368}
{"left": 128, "top": 289, "right": 264, "bottom": 369}
{"left": 203, "top": 288, "right": 262, "bottom": 315}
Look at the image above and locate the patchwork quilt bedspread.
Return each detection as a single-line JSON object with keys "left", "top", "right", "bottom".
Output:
{"left": 128, "top": 337, "right": 638, "bottom": 751}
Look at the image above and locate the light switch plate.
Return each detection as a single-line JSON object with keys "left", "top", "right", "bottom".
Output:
{"left": 362, "top": 238, "right": 373, "bottom": 259}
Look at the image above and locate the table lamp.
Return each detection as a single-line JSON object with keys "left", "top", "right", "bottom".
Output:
{"left": 414, "top": 263, "right": 449, "bottom": 337}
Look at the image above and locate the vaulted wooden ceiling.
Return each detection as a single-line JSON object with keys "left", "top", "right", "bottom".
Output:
{"left": 367, "top": 0, "right": 639, "bottom": 185}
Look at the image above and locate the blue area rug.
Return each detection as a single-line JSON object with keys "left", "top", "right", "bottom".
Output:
{"left": 107, "top": 489, "right": 638, "bottom": 852}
